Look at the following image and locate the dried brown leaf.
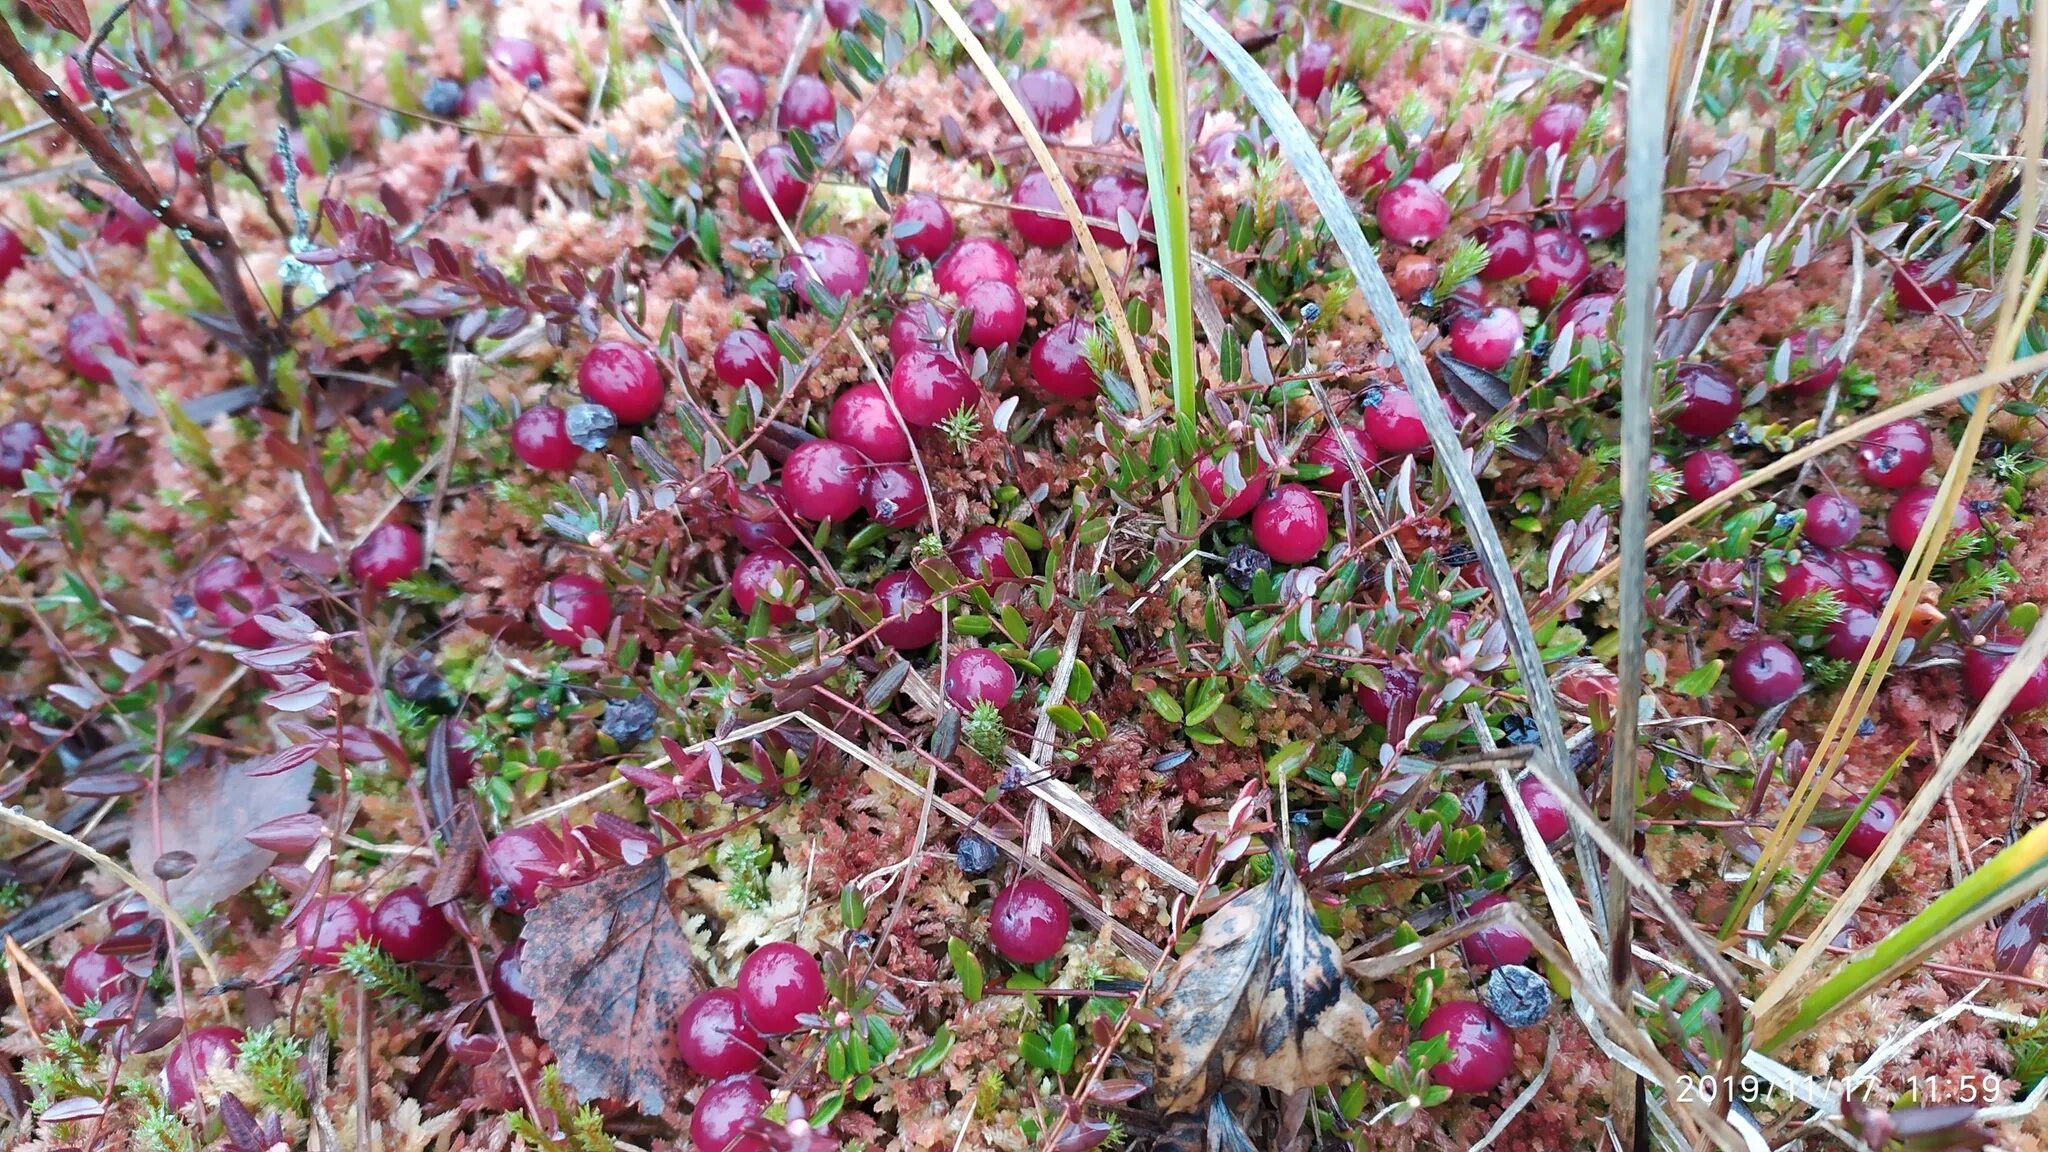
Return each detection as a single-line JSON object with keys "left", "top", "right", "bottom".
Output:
{"left": 128, "top": 755, "right": 315, "bottom": 912}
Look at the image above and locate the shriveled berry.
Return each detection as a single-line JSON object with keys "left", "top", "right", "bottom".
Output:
{"left": 1843, "top": 795, "right": 1899, "bottom": 857}
{"left": 1377, "top": 179, "right": 1451, "bottom": 248}
{"left": 1855, "top": 420, "right": 1933, "bottom": 489}
{"left": 1530, "top": 103, "right": 1586, "bottom": 151}
{"left": 66, "top": 310, "right": 131, "bottom": 384}
{"left": 1962, "top": 633, "right": 2048, "bottom": 716}
{"left": 1893, "top": 260, "right": 1958, "bottom": 314}
{"left": 1306, "top": 426, "right": 1379, "bottom": 490}
{"left": 1015, "top": 68, "right": 1081, "bottom": 135}
{"left": 295, "top": 894, "right": 370, "bottom": 965}
{"left": 934, "top": 236, "right": 1018, "bottom": 295}
{"left": 960, "top": 280, "right": 1027, "bottom": 348}
{"left": 950, "top": 527, "right": 1015, "bottom": 582}
{"left": 1523, "top": 227, "right": 1590, "bottom": 307}
{"left": 888, "top": 347, "right": 978, "bottom": 426}
{"left": 535, "top": 573, "right": 613, "bottom": 647}
{"left": 1447, "top": 306, "right": 1522, "bottom": 370}
{"left": 829, "top": 382, "right": 911, "bottom": 463}
{"left": 193, "top": 556, "right": 277, "bottom": 646}
{"left": 1460, "top": 893, "right": 1533, "bottom": 969}
{"left": 736, "top": 144, "right": 809, "bottom": 223}
{"left": 864, "top": 463, "right": 926, "bottom": 527}
{"left": 1251, "top": 483, "right": 1328, "bottom": 565}
{"left": 579, "top": 340, "right": 664, "bottom": 423}
{"left": 955, "top": 833, "right": 997, "bottom": 874}
{"left": 777, "top": 74, "right": 836, "bottom": 131}
{"left": 1196, "top": 455, "right": 1267, "bottom": 519}
{"left": 874, "top": 570, "right": 940, "bottom": 649}
{"left": 512, "top": 405, "right": 583, "bottom": 472}
{"left": 1477, "top": 220, "right": 1535, "bottom": 280}
{"left": 734, "top": 547, "right": 803, "bottom": 625}
{"left": 691, "top": 1075, "right": 770, "bottom": 1152}
{"left": 369, "top": 885, "right": 451, "bottom": 962}
{"left": 489, "top": 37, "right": 549, "bottom": 88}
{"left": 730, "top": 484, "right": 799, "bottom": 549}
{"left": 1222, "top": 544, "right": 1271, "bottom": 591}
{"left": 1885, "top": 485, "right": 1980, "bottom": 552}
{"left": 1010, "top": 170, "right": 1073, "bottom": 248}
{"left": 714, "top": 329, "right": 782, "bottom": 391}
{"left": 1078, "top": 171, "right": 1149, "bottom": 249}
{"left": 1030, "top": 319, "right": 1098, "bottom": 400}
{"left": 989, "top": 876, "right": 1069, "bottom": 963}
{"left": 710, "top": 64, "right": 766, "bottom": 121}
{"left": 1730, "top": 638, "right": 1803, "bottom": 707}
{"left": 478, "top": 824, "right": 575, "bottom": 912}
{"left": 1681, "top": 450, "right": 1741, "bottom": 500}
{"left": 736, "top": 942, "right": 827, "bottom": 1033}
{"left": 891, "top": 193, "right": 955, "bottom": 261}
{"left": 1839, "top": 549, "right": 1898, "bottom": 606}
{"left": 1485, "top": 964, "right": 1553, "bottom": 1029}
{"left": 1362, "top": 385, "right": 1432, "bottom": 455}
{"left": 1417, "top": 1001, "right": 1514, "bottom": 1093}
{"left": 165, "top": 1026, "right": 244, "bottom": 1109}
{"left": 350, "top": 523, "right": 425, "bottom": 590}
{"left": 491, "top": 940, "right": 535, "bottom": 1023}
{"left": 791, "top": 234, "right": 871, "bottom": 305}
{"left": 1823, "top": 604, "right": 1879, "bottom": 661}
{"left": 1804, "top": 492, "right": 1861, "bottom": 549}
{"left": 62, "top": 945, "right": 127, "bottom": 1005}
{"left": 677, "top": 988, "right": 763, "bottom": 1078}
{"left": 944, "top": 646, "right": 1016, "bottom": 711}
{"left": 1669, "top": 361, "right": 1741, "bottom": 438}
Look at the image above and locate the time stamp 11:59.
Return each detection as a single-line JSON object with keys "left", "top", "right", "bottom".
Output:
{"left": 1674, "top": 1072, "right": 2011, "bottom": 1105}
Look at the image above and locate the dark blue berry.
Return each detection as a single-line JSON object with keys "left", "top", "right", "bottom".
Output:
{"left": 956, "top": 834, "right": 997, "bottom": 875}
{"left": 423, "top": 78, "right": 464, "bottom": 118}
{"left": 1223, "top": 544, "right": 1272, "bottom": 591}
{"left": 1500, "top": 715, "right": 1539, "bottom": 747}
{"left": 1485, "top": 963, "right": 1553, "bottom": 1029}
{"left": 564, "top": 403, "right": 617, "bottom": 450}
{"left": 601, "top": 694, "right": 657, "bottom": 745}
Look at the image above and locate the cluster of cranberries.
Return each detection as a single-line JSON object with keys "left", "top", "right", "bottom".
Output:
{"left": 676, "top": 944, "right": 829, "bottom": 1152}
{"left": 292, "top": 885, "right": 454, "bottom": 965}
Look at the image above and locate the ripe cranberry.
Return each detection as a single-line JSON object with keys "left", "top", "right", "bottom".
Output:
{"left": 1780, "top": 330, "right": 1843, "bottom": 396}
{"left": 944, "top": 646, "right": 1016, "bottom": 711}
{"left": 892, "top": 193, "right": 955, "bottom": 261}
{"left": 1251, "top": 483, "right": 1329, "bottom": 564}
{"left": 1292, "top": 40, "right": 1338, "bottom": 102}
{"left": 0, "top": 419, "right": 49, "bottom": 488}
{"left": 170, "top": 127, "right": 209, "bottom": 172}
{"left": 960, "top": 280, "right": 1027, "bottom": 349}
{"left": 678, "top": 988, "right": 764, "bottom": 1078}
{"left": 989, "top": 876, "right": 1069, "bottom": 963}
{"left": 511, "top": 405, "right": 583, "bottom": 472}
{"left": 1447, "top": 306, "right": 1522, "bottom": 370}
{"left": 479, "top": 824, "right": 575, "bottom": 912}
{"left": 934, "top": 236, "right": 1018, "bottom": 295}
{"left": 295, "top": 894, "right": 370, "bottom": 964}
{"left": 1885, "top": 485, "right": 1980, "bottom": 552}
{"left": 62, "top": 945, "right": 127, "bottom": 1005}
{"left": 350, "top": 523, "right": 425, "bottom": 590}
{"left": 1523, "top": 228, "right": 1590, "bottom": 307}
{"left": 791, "top": 233, "right": 871, "bottom": 305}
{"left": 1893, "top": 260, "right": 1958, "bottom": 314}
{"left": 1010, "top": 170, "right": 1073, "bottom": 248}
{"left": 284, "top": 60, "right": 328, "bottom": 108}
{"left": 829, "top": 382, "right": 911, "bottom": 463}
{"left": 823, "top": 0, "right": 862, "bottom": 28}
{"left": 888, "top": 347, "right": 978, "bottom": 426}
{"left": 1359, "top": 666, "right": 1420, "bottom": 726}
{"left": 1078, "top": 171, "right": 1150, "bottom": 249}
{"left": 369, "top": 885, "right": 451, "bottom": 962}
{"left": 1306, "top": 426, "right": 1379, "bottom": 490}
{"left": 1530, "top": 103, "right": 1586, "bottom": 151}
{"left": 1558, "top": 292, "right": 1616, "bottom": 340}
{"left": 1669, "top": 361, "right": 1741, "bottom": 438}
{"left": 713, "top": 329, "right": 782, "bottom": 391}
{"left": 732, "top": 0, "right": 768, "bottom": 15}
{"left": 445, "top": 721, "right": 480, "bottom": 789}
{"left": 1730, "top": 638, "right": 1803, "bottom": 707}
{"left": 1568, "top": 198, "right": 1625, "bottom": 241}
{"left": 491, "top": 940, "right": 535, "bottom": 1023}
{"left": 1838, "top": 549, "right": 1898, "bottom": 606}
{"left": 1775, "top": 553, "right": 1848, "bottom": 602}
{"left": 1855, "top": 420, "right": 1933, "bottom": 488}
{"left": 1460, "top": 893, "right": 1533, "bottom": 969}
{"left": 1418, "top": 1001, "right": 1514, "bottom": 1092}
{"left": 874, "top": 571, "right": 940, "bottom": 649}
{"left": 489, "top": 37, "right": 549, "bottom": 88}
{"left": 950, "top": 527, "right": 1015, "bottom": 582}
{"left": 1030, "top": 319, "right": 1098, "bottom": 400}
{"left": 1681, "top": 450, "right": 1741, "bottom": 499}
{"left": 1493, "top": 1, "right": 1542, "bottom": 45}
{"left": 1377, "top": 179, "right": 1451, "bottom": 249}
{"left": 1196, "top": 455, "right": 1267, "bottom": 519}
{"left": 889, "top": 305, "right": 950, "bottom": 358}
{"left": 1823, "top": 604, "right": 1879, "bottom": 661}
{"left": 1196, "top": 130, "right": 1250, "bottom": 175}
{"left": 0, "top": 224, "right": 21, "bottom": 283}
{"left": 99, "top": 192, "right": 157, "bottom": 247}
{"left": 579, "top": 340, "right": 664, "bottom": 423}
{"left": 1516, "top": 775, "right": 1569, "bottom": 842}
{"left": 1477, "top": 220, "right": 1535, "bottom": 280}
{"left": 535, "top": 573, "right": 614, "bottom": 647}
{"left": 265, "top": 131, "right": 316, "bottom": 181}
{"left": 778, "top": 74, "right": 836, "bottom": 131}
{"left": 865, "top": 463, "right": 927, "bottom": 527}
{"left": 1362, "top": 385, "right": 1432, "bottom": 456}
{"left": 1962, "top": 634, "right": 2048, "bottom": 715}
{"left": 1015, "top": 68, "right": 1081, "bottom": 135}
{"left": 711, "top": 64, "right": 766, "bottom": 121}
{"left": 1804, "top": 492, "right": 1861, "bottom": 549}
{"left": 63, "top": 52, "right": 130, "bottom": 102}
{"left": 691, "top": 1075, "right": 770, "bottom": 1152}
{"left": 736, "top": 942, "right": 827, "bottom": 1034}
{"left": 1843, "top": 795, "right": 1900, "bottom": 857}
{"left": 782, "top": 438, "right": 868, "bottom": 521}
{"left": 193, "top": 556, "right": 277, "bottom": 646}
{"left": 165, "top": 1026, "right": 244, "bottom": 1109}
{"left": 731, "top": 484, "right": 799, "bottom": 549}
{"left": 737, "top": 144, "right": 809, "bottom": 223}
{"left": 734, "top": 547, "right": 803, "bottom": 624}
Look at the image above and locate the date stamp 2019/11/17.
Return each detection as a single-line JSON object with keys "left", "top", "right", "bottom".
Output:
{"left": 1675, "top": 1072, "right": 2010, "bottom": 1106}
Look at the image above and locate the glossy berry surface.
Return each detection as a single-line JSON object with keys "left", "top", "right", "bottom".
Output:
{"left": 944, "top": 646, "right": 1016, "bottom": 711}
{"left": 1855, "top": 420, "right": 1933, "bottom": 488}
{"left": 1010, "top": 170, "right": 1074, "bottom": 248}
{"left": 1523, "top": 228, "right": 1590, "bottom": 307}
{"left": 891, "top": 193, "right": 955, "bottom": 261}
{"left": 1015, "top": 68, "right": 1081, "bottom": 134}
{"left": 1555, "top": 293, "right": 1615, "bottom": 343}
{"left": 1893, "top": 260, "right": 1958, "bottom": 314}
{"left": 781, "top": 438, "right": 868, "bottom": 522}
{"left": 1460, "top": 893, "right": 1534, "bottom": 969}
{"left": 736, "top": 942, "right": 828, "bottom": 1034}
{"left": 1196, "top": 456, "right": 1267, "bottom": 519}
{"left": 677, "top": 988, "right": 763, "bottom": 1078}
{"left": 950, "top": 527, "right": 1015, "bottom": 582}
{"left": 1252, "top": 484, "right": 1328, "bottom": 564}
{"left": 511, "top": 405, "right": 583, "bottom": 472}
{"left": 710, "top": 64, "right": 766, "bottom": 121}
{"left": 888, "top": 347, "right": 978, "bottom": 426}
{"left": 1476, "top": 220, "right": 1535, "bottom": 280}
{"left": 1823, "top": 604, "right": 1879, "bottom": 661}
{"left": 193, "top": 556, "right": 278, "bottom": 646}
{"left": 874, "top": 571, "right": 940, "bottom": 649}
{"left": 1306, "top": 426, "right": 1378, "bottom": 490}
{"left": 369, "top": 886, "right": 451, "bottom": 962}
{"left": 777, "top": 74, "right": 836, "bottom": 131}
{"left": 1377, "top": 179, "right": 1450, "bottom": 248}
{"left": 989, "top": 876, "right": 1070, "bottom": 964}
{"left": 1362, "top": 386, "right": 1432, "bottom": 455}
{"left": 285, "top": 61, "right": 329, "bottom": 107}
{"left": 1530, "top": 102, "right": 1587, "bottom": 151}
{"left": 1839, "top": 549, "right": 1898, "bottom": 606}
{"left": 1962, "top": 635, "right": 2048, "bottom": 715}
{"left": 66, "top": 310, "right": 130, "bottom": 384}
{"left": 1669, "top": 362, "right": 1741, "bottom": 438}
{"left": 691, "top": 1075, "right": 770, "bottom": 1152}
{"left": 295, "top": 894, "right": 370, "bottom": 965}
{"left": 829, "top": 382, "right": 912, "bottom": 463}
{"left": 1844, "top": 795, "right": 1900, "bottom": 857}
{"left": 736, "top": 144, "right": 809, "bottom": 223}
{"left": 791, "top": 234, "right": 871, "bottom": 304}
{"left": 730, "top": 484, "right": 798, "bottom": 549}
{"left": 1885, "top": 486, "right": 1980, "bottom": 552}
{"left": 1448, "top": 306, "right": 1522, "bottom": 370}
{"left": 1680, "top": 450, "right": 1741, "bottom": 500}
{"left": 1568, "top": 198, "right": 1624, "bottom": 241}
{"left": 934, "top": 236, "right": 1018, "bottom": 295}
{"left": 350, "top": 523, "right": 425, "bottom": 591}
{"left": 864, "top": 463, "right": 926, "bottom": 528}
{"left": 479, "top": 825, "right": 574, "bottom": 912}
{"left": 1774, "top": 553, "right": 1848, "bottom": 602}
{"left": 714, "top": 329, "right": 782, "bottom": 390}
{"left": 1417, "top": 1002, "right": 1514, "bottom": 1093}
{"left": 1804, "top": 492, "right": 1862, "bottom": 549}
{"left": 100, "top": 191, "right": 157, "bottom": 246}
{"left": 62, "top": 944, "right": 127, "bottom": 1005}
{"left": 491, "top": 941, "right": 535, "bottom": 1023}
{"left": 1359, "top": 666, "right": 1420, "bottom": 727}
{"left": 1030, "top": 319, "right": 1097, "bottom": 400}
{"left": 1730, "top": 638, "right": 1803, "bottom": 707}
{"left": 1293, "top": 40, "right": 1337, "bottom": 102}
{"left": 1516, "top": 775, "right": 1569, "bottom": 843}
{"left": 165, "top": 1026, "right": 244, "bottom": 1109}
{"left": 889, "top": 306, "right": 948, "bottom": 358}
{"left": 1781, "top": 330, "right": 1842, "bottom": 396}
{"left": 578, "top": 340, "right": 664, "bottom": 423}
{"left": 961, "top": 280, "right": 1027, "bottom": 348}
{"left": 734, "top": 547, "right": 803, "bottom": 625}
{"left": 535, "top": 573, "right": 614, "bottom": 647}
{"left": 489, "top": 37, "right": 549, "bottom": 87}
{"left": 1078, "top": 171, "right": 1150, "bottom": 249}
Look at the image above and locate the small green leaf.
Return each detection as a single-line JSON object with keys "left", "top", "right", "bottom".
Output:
{"left": 948, "top": 938, "right": 983, "bottom": 1003}
{"left": 840, "top": 883, "right": 866, "bottom": 931}
{"left": 1671, "top": 659, "right": 1723, "bottom": 697}
{"left": 904, "top": 1024, "right": 953, "bottom": 1076}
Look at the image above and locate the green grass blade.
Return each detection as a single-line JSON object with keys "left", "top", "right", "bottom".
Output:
{"left": 1112, "top": 0, "right": 1197, "bottom": 450}
{"left": 1761, "top": 745, "right": 1911, "bottom": 949}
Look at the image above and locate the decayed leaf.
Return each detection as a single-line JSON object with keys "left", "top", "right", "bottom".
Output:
{"left": 1152, "top": 840, "right": 1375, "bottom": 1112}
{"left": 129, "top": 754, "right": 316, "bottom": 913}
{"left": 520, "top": 858, "right": 700, "bottom": 1116}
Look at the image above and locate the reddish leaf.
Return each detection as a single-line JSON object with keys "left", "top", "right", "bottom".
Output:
{"left": 1996, "top": 895, "right": 2048, "bottom": 974}
{"left": 24, "top": 0, "right": 91, "bottom": 40}
{"left": 245, "top": 812, "right": 326, "bottom": 855}
{"left": 128, "top": 754, "right": 316, "bottom": 912}
{"left": 41, "top": 1097, "right": 104, "bottom": 1122}
{"left": 520, "top": 859, "right": 700, "bottom": 1116}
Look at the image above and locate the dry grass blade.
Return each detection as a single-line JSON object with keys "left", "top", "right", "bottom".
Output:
{"left": 1328, "top": 0, "right": 1623, "bottom": 87}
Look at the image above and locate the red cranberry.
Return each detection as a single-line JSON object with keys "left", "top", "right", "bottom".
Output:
{"left": 1390, "top": 0, "right": 1430, "bottom": 18}
{"left": 369, "top": 885, "right": 451, "bottom": 962}
{"left": 733, "top": 0, "right": 769, "bottom": 15}
{"left": 479, "top": 824, "right": 575, "bottom": 912}
{"left": 1558, "top": 292, "right": 1616, "bottom": 340}
{"left": 736, "top": 942, "right": 827, "bottom": 1034}
{"left": 350, "top": 523, "right": 425, "bottom": 590}
{"left": 1962, "top": 634, "right": 2048, "bottom": 715}
{"left": 511, "top": 405, "right": 583, "bottom": 472}
{"left": 889, "top": 305, "right": 950, "bottom": 358}
{"left": 1009, "top": 170, "right": 1073, "bottom": 248}
{"left": 1839, "top": 549, "right": 1898, "bottom": 606}
{"left": 1530, "top": 103, "right": 1586, "bottom": 151}
{"left": 1885, "top": 485, "right": 1980, "bottom": 552}
{"left": 1078, "top": 171, "right": 1150, "bottom": 249}
{"left": 778, "top": 74, "right": 836, "bottom": 131}
{"left": 445, "top": 721, "right": 479, "bottom": 789}
{"left": 0, "top": 419, "right": 49, "bottom": 488}
{"left": 950, "top": 527, "right": 1015, "bottom": 582}
{"left": 1460, "top": 893, "right": 1533, "bottom": 968}
{"left": 1515, "top": 775, "right": 1570, "bottom": 842}
{"left": 193, "top": 556, "right": 277, "bottom": 647}
{"left": 1447, "top": 306, "right": 1522, "bottom": 370}
{"left": 0, "top": 224, "right": 21, "bottom": 283}
{"left": 285, "top": 60, "right": 328, "bottom": 108}
{"left": 1015, "top": 68, "right": 1081, "bottom": 135}
{"left": 1523, "top": 228, "right": 1590, "bottom": 307}
{"left": 62, "top": 945, "right": 128, "bottom": 1005}
{"left": 829, "top": 382, "right": 911, "bottom": 463}
{"left": 737, "top": 144, "right": 809, "bottom": 223}
{"left": 1780, "top": 330, "right": 1842, "bottom": 396}
{"left": 295, "top": 894, "right": 370, "bottom": 965}
{"left": 944, "top": 646, "right": 1016, "bottom": 711}
{"left": 1196, "top": 455, "right": 1267, "bottom": 519}
{"left": 165, "top": 1026, "right": 244, "bottom": 1109}
{"left": 1855, "top": 420, "right": 1933, "bottom": 489}
{"left": 1804, "top": 493, "right": 1861, "bottom": 548}
{"left": 731, "top": 484, "right": 799, "bottom": 549}
{"left": 1418, "top": 1001, "right": 1514, "bottom": 1092}
{"left": 1493, "top": 1, "right": 1542, "bottom": 45}
{"left": 1775, "top": 553, "right": 1849, "bottom": 602}
{"left": 1893, "top": 260, "right": 1958, "bottom": 314}
{"left": 714, "top": 329, "right": 782, "bottom": 391}
{"left": 1681, "top": 450, "right": 1741, "bottom": 500}
{"left": 791, "top": 234, "right": 871, "bottom": 305}
{"left": 99, "top": 192, "right": 157, "bottom": 246}
{"left": 691, "top": 1075, "right": 770, "bottom": 1152}
{"left": 1669, "top": 361, "right": 1741, "bottom": 438}
{"left": 535, "top": 573, "right": 613, "bottom": 647}
{"left": 1306, "top": 426, "right": 1379, "bottom": 490}
{"left": 491, "top": 940, "right": 535, "bottom": 1023}
{"left": 1823, "top": 604, "right": 1879, "bottom": 661}
{"left": 711, "top": 64, "right": 766, "bottom": 121}
{"left": 934, "top": 236, "right": 1018, "bottom": 295}
{"left": 888, "top": 347, "right": 978, "bottom": 426}
{"left": 892, "top": 193, "right": 955, "bottom": 261}
{"left": 1292, "top": 40, "right": 1338, "bottom": 102}
{"left": 960, "top": 280, "right": 1027, "bottom": 349}
{"left": 862, "top": 463, "right": 924, "bottom": 527}
{"left": 734, "top": 547, "right": 803, "bottom": 624}
{"left": 782, "top": 438, "right": 868, "bottom": 521}
{"left": 874, "top": 571, "right": 940, "bottom": 649}
{"left": 677, "top": 988, "right": 764, "bottom": 1078}
{"left": 1251, "top": 483, "right": 1328, "bottom": 564}
{"left": 1359, "top": 666, "right": 1420, "bottom": 726}
{"left": 63, "top": 52, "right": 130, "bottom": 102}
{"left": 1362, "top": 385, "right": 1432, "bottom": 455}
{"left": 579, "top": 340, "right": 665, "bottom": 423}
{"left": 989, "top": 876, "right": 1069, "bottom": 963}
{"left": 1377, "top": 179, "right": 1450, "bottom": 249}
{"left": 1730, "top": 638, "right": 1803, "bottom": 707}
{"left": 1843, "top": 795, "right": 1900, "bottom": 857}
{"left": 822, "top": 0, "right": 862, "bottom": 28}
{"left": 1567, "top": 198, "right": 1625, "bottom": 241}
{"left": 489, "top": 37, "right": 549, "bottom": 88}
{"left": 1477, "top": 220, "right": 1535, "bottom": 280}
{"left": 1030, "top": 319, "right": 1098, "bottom": 400}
